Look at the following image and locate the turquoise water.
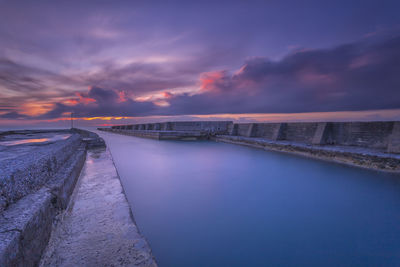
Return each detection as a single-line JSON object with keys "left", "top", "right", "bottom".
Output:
{"left": 98, "top": 131, "right": 400, "bottom": 267}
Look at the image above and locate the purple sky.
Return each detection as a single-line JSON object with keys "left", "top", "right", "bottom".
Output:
{"left": 1, "top": 0, "right": 400, "bottom": 127}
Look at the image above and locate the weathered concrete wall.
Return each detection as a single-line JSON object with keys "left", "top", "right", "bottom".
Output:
{"left": 72, "top": 128, "right": 106, "bottom": 148}
{"left": 213, "top": 135, "right": 400, "bottom": 172}
{"left": 235, "top": 123, "right": 252, "bottom": 137}
{"left": 98, "top": 128, "right": 205, "bottom": 140}
{"left": 110, "top": 121, "right": 233, "bottom": 134}
{"left": 226, "top": 121, "right": 400, "bottom": 153}
{"left": 0, "top": 130, "right": 105, "bottom": 266}
{"left": 328, "top": 122, "right": 394, "bottom": 149}
{"left": 284, "top": 123, "right": 319, "bottom": 143}
{"left": 104, "top": 121, "right": 400, "bottom": 153}
{"left": 39, "top": 148, "right": 157, "bottom": 267}
{"left": 232, "top": 122, "right": 318, "bottom": 142}
{"left": 0, "top": 145, "right": 86, "bottom": 266}
{"left": 388, "top": 122, "right": 400, "bottom": 153}
{"left": 311, "top": 122, "right": 329, "bottom": 145}
{"left": 170, "top": 121, "right": 232, "bottom": 134}
{"left": 0, "top": 134, "right": 82, "bottom": 212}
{"left": 253, "top": 123, "right": 282, "bottom": 140}
{"left": 105, "top": 129, "right": 161, "bottom": 140}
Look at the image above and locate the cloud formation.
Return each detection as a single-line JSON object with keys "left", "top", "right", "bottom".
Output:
{"left": 163, "top": 35, "right": 400, "bottom": 115}
{"left": 1, "top": 33, "right": 400, "bottom": 120}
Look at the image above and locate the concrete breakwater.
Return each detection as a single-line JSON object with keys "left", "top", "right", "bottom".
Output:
{"left": 0, "top": 129, "right": 104, "bottom": 266}
{"left": 100, "top": 121, "right": 232, "bottom": 140}
{"left": 0, "top": 128, "right": 155, "bottom": 266}
{"left": 39, "top": 147, "right": 156, "bottom": 266}
{"left": 100, "top": 121, "right": 400, "bottom": 172}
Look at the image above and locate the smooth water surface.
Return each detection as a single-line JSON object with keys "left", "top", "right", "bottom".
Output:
{"left": 98, "top": 131, "right": 400, "bottom": 267}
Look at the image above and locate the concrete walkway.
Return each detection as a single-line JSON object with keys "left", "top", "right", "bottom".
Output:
{"left": 39, "top": 148, "right": 156, "bottom": 267}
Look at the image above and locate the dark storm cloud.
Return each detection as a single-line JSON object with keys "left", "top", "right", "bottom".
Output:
{"left": 0, "top": 111, "right": 29, "bottom": 119}
{"left": 36, "top": 86, "right": 156, "bottom": 119}
{"left": 0, "top": 58, "right": 84, "bottom": 102}
{"left": 33, "top": 34, "right": 400, "bottom": 119}
{"left": 0, "top": 58, "right": 199, "bottom": 111}
{"left": 0, "top": 59, "right": 58, "bottom": 93}
{"left": 160, "top": 35, "right": 400, "bottom": 115}
{"left": 80, "top": 61, "right": 197, "bottom": 95}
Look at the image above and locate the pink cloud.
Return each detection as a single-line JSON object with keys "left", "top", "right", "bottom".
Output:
{"left": 76, "top": 92, "right": 96, "bottom": 105}
{"left": 117, "top": 90, "right": 128, "bottom": 102}
{"left": 199, "top": 71, "right": 227, "bottom": 93}
{"left": 162, "top": 91, "right": 174, "bottom": 99}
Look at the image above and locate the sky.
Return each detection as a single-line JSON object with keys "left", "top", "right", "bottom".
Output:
{"left": 1, "top": 0, "right": 400, "bottom": 128}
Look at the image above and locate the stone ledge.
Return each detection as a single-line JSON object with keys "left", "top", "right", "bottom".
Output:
{"left": 0, "top": 146, "right": 86, "bottom": 266}
{"left": 0, "top": 188, "right": 55, "bottom": 266}
{"left": 0, "top": 134, "right": 82, "bottom": 212}
{"left": 39, "top": 148, "right": 157, "bottom": 266}
{"left": 214, "top": 135, "right": 400, "bottom": 172}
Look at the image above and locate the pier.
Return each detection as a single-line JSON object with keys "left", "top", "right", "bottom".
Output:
{"left": 99, "top": 121, "right": 400, "bottom": 172}
{"left": 0, "top": 129, "right": 155, "bottom": 266}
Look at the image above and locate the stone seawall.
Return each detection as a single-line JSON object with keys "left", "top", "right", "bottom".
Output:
{"left": 39, "top": 147, "right": 156, "bottom": 266}
{"left": 101, "top": 121, "right": 400, "bottom": 153}
{"left": 213, "top": 135, "right": 400, "bottom": 172}
{"left": 101, "top": 120, "right": 400, "bottom": 172}
{"left": 109, "top": 121, "right": 232, "bottom": 134}
{"left": 99, "top": 128, "right": 207, "bottom": 140}
{"left": 228, "top": 121, "right": 400, "bottom": 154}
{"left": 224, "top": 121, "right": 400, "bottom": 172}
{"left": 99, "top": 121, "right": 233, "bottom": 140}
{"left": 0, "top": 129, "right": 105, "bottom": 266}
{"left": 0, "top": 133, "right": 82, "bottom": 212}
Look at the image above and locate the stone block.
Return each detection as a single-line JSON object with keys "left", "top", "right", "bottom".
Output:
{"left": 274, "top": 123, "right": 287, "bottom": 140}
{"left": 230, "top": 124, "right": 239, "bottom": 136}
{"left": 312, "top": 122, "right": 329, "bottom": 145}
{"left": 0, "top": 188, "right": 55, "bottom": 266}
{"left": 388, "top": 122, "right": 400, "bottom": 153}
{"left": 246, "top": 123, "right": 258, "bottom": 137}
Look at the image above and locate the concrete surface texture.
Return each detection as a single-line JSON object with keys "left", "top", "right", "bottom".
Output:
{"left": 228, "top": 121, "right": 400, "bottom": 153}
{"left": 100, "top": 121, "right": 400, "bottom": 153}
{"left": 0, "top": 129, "right": 107, "bottom": 266}
{"left": 110, "top": 121, "right": 232, "bottom": 134}
{"left": 100, "top": 121, "right": 234, "bottom": 140}
{"left": 0, "top": 138, "right": 86, "bottom": 266}
{"left": 0, "top": 131, "right": 82, "bottom": 212}
{"left": 39, "top": 148, "right": 156, "bottom": 267}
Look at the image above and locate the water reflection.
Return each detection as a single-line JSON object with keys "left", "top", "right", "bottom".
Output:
{"left": 0, "top": 134, "right": 71, "bottom": 146}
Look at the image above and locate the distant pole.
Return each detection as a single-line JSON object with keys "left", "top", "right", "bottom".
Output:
{"left": 71, "top": 112, "right": 74, "bottom": 129}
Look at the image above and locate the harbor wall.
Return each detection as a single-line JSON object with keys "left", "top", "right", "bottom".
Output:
{"left": 0, "top": 129, "right": 105, "bottom": 266}
{"left": 102, "top": 121, "right": 400, "bottom": 153}
{"left": 0, "top": 133, "right": 82, "bottom": 212}
{"left": 101, "top": 121, "right": 233, "bottom": 140}
{"left": 110, "top": 121, "right": 232, "bottom": 134}
{"left": 103, "top": 121, "right": 399, "bottom": 153}
{"left": 213, "top": 135, "right": 400, "bottom": 172}
{"left": 100, "top": 120, "right": 400, "bottom": 171}
{"left": 228, "top": 121, "right": 400, "bottom": 153}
